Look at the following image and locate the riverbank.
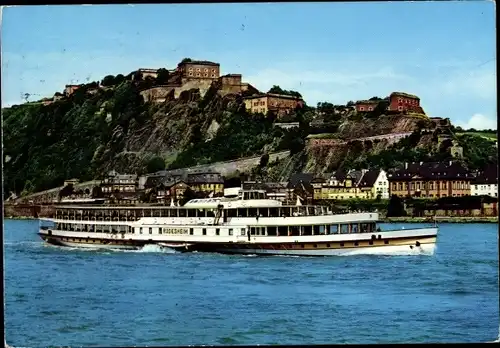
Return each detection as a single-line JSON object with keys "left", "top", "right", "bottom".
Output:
{"left": 4, "top": 216, "right": 40, "bottom": 220}
{"left": 382, "top": 216, "right": 498, "bottom": 223}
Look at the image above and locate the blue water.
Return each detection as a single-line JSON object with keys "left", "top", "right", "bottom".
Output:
{"left": 4, "top": 219, "right": 499, "bottom": 346}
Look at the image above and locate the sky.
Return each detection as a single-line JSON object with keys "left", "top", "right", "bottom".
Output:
{"left": 1, "top": 2, "right": 497, "bottom": 130}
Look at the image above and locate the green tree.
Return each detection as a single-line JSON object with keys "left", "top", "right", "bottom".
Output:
{"left": 59, "top": 184, "right": 75, "bottom": 199}
{"left": 101, "top": 75, "right": 116, "bottom": 87}
{"left": 268, "top": 85, "right": 284, "bottom": 94}
{"left": 259, "top": 153, "right": 270, "bottom": 167}
{"left": 114, "top": 74, "right": 125, "bottom": 85}
{"left": 156, "top": 68, "right": 169, "bottom": 85}
{"left": 387, "top": 195, "right": 407, "bottom": 217}
{"left": 147, "top": 156, "right": 166, "bottom": 173}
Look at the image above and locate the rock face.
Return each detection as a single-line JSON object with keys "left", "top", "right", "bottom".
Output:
{"left": 97, "top": 89, "right": 239, "bottom": 174}
{"left": 337, "top": 114, "right": 424, "bottom": 139}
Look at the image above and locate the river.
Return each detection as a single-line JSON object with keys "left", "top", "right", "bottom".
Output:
{"left": 4, "top": 219, "right": 499, "bottom": 346}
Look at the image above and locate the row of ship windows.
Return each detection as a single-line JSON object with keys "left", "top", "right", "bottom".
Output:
{"left": 54, "top": 223, "right": 379, "bottom": 236}
{"left": 55, "top": 206, "right": 330, "bottom": 219}
{"left": 53, "top": 237, "right": 391, "bottom": 248}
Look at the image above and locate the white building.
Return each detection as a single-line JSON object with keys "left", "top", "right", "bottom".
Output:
{"left": 471, "top": 166, "right": 498, "bottom": 198}
{"left": 373, "top": 169, "right": 390, "bottom": 199}
{"left": 356, "top": 169, "right": 390, "bottom": 200}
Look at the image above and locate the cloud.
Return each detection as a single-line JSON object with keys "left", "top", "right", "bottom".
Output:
{"left": 457, "top": 113, "right": 497, "bottom": 130}
{"left": 436, "top": 65, "right": 496, "bottom": 100}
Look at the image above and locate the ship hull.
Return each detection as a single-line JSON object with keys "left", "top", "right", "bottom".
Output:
{"left": 38, "top": 232, "right": 437, "bottom": 256}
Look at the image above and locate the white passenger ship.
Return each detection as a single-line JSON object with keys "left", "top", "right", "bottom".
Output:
{"left": 38, "top": 188, "right": 438, "bottom": 256}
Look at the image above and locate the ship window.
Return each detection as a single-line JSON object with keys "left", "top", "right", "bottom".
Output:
{"left": 302, "top": 225, "right": 312, "bottom": 235}
{"left": 289, "top": 226, "right": 300, "bottom": 236}
{"left": 301, "top": 244, "right": 305, "bottom": 248}
{"left": 278, "top": 226, "right": 288, "bottom": 236}
{"left": 329, "top": 225, "right": 338, "bottom": 234}
{"left": 369, "top": 241, "right": 373, "bottom": 245}
{"left": 360, "top": 223, "right": 370, "bottom": 233}
{"left": 250, "top": 227, "right": 256, "bottom": 235}
{"left": 313, "top": 225, "right": 321, "bottom": 235}
{"left": 179, "top": 209, "right": 187, "bottom": 217}
{"left": 384, "top": 240, "right": 389, "bottom": 244}
{"left": 159, "top": 228, "right": 162, "bottom": 234}
{"left": 216, "top": 228, "right": 220, "bottom": 236}
{"left": 248, "top": 208, "right": 258, "bottom": 217}
{"left": 354, "top": 241, "right": 359, "bottom": 246}
{"left": 351, "top": 224, "right": 359, "bottom": 233}
{"left": 313, "top": 244, "right": 317, "bottom": 248}
{"left": 202, "top": 228, "right": 207, "bottom": 235}
{"left": 206, "top": 210, "right": 215, "bottom": 218}
{"left": 190, "top": 228, "right": 194, "bottom": 235}
{"left": 340, "top": 243, "right": 344, "bottom": 247}
{"left": 267, "top": 226, "right": 277, "bottom": 236}
{"left": 149, "top": 227, "right": 152, "bottom": 234}
{"left": 229, "top": 228, "right": 233, "bottom": 236}
{"left": 269, "top": 208, "right": 279, "bottom": 217}
{"left": 326, "top": 243, "right": 331, "bottom": 248}
{"left": 227, "top": 208, "right": 237, "bottom": 218}
{"left": 140, "top": 227, "right": 143, "bottom": 234}
{"left": 241, "top": 228, "right": 245, "bottom": 236}
{"left": 340, "top": 224, "right": 349, "bottom": 234}
{"left": 188, "top": 209, "right": 196, "bottom": 217}
{"left": 259, "top": 208, "right": 269, "bottom": 217}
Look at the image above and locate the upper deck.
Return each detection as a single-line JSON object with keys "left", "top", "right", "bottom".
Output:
{"left": 48, "top": 189, "right": 370, "bottom": 223}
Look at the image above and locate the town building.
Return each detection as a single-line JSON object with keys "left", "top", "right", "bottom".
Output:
{"left": 387, "top": 161, "right": 473, "bottom": 198}
{"left": 471, "top": 164, "right": 498, "bottom": 197}
{"left": 243, "top": 93, "right": 304, "bottom": 117}
{"left": 218, "top": 74, "right": 260, "bottom": 96}
{"left": 134, "top": 68, "right": 160, "bottom": 80}
{"left": 273, "top": 122, "right": 300, "bottom": 130}
{"left": 287, "top": 173, "right": 315, "bottom": 204}
{"left": 242, "top": 181, "right": 289, "bottom": 202}
{"left": 41, "top": 97, "right": 54, "bottom": 106}
{"left": 355, "top": 100, "right": 379, "bottom": 112}
{"left": 100, "top": 170, "right": 138, "bottom": 194}
{"left": 64, "top": 84, "right": 83, "bottom": 97}
{"left": 388, "top": 92, "right": 425, "bottom": 114}
{"left": 63, "top": 178, "right": 80, "bottom": 187}
{"left": 186, "top": 172, "right": 224, "bottom": 196}
{"left": 156, "top": 179, "right": 190, "bottom": 204}
{"left": 177, "top": 60, "right": 220, "bottom": 80}
{"left": 357, "top": 169, "right": 390, "bottom": 199}
{"left": 430, "top": 117, "right": 451, "bottom": 129}
{"left": 321, "top": 170, "right": 365, "bottom": 200}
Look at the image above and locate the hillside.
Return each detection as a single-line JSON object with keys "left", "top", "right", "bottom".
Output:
{"left": 2, "top": 71, "right": 497, "bottom": 198}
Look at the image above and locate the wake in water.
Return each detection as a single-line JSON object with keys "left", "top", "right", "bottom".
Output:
{"left": 334, "top": 245, "right": 436, "bottom": 257}
{"left": 120, "top": 244, "right": 178, "bottom": 254}
{"left": 39, "top": 242, "right": 179, "bottom": 254}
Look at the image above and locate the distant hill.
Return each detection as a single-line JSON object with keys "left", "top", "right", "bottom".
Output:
{"left": 3, "top": 72, "right": 497, "bottom": 198}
